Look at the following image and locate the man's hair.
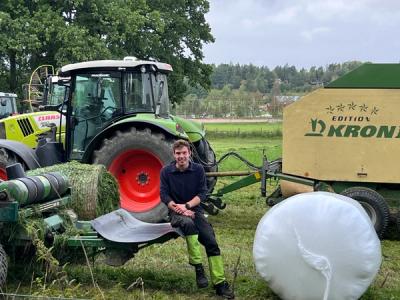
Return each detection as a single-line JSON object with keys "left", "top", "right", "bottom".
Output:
{"left": 172, "top": 139, "right": 191, "bottom": 152}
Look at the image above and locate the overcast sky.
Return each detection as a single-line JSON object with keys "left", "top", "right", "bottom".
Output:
{"left": 203, "top": 0, "right": 400, "bottom": 69}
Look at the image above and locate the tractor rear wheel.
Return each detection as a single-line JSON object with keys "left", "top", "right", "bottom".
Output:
{"left": 0, "top": 244, "right": 7, "bottom": 287}
{"left": 93, "top": 128, "right": 173, "bottom": 223}
{"left": 193, "top": 138, "right": 218, "bottom": 193}
{"left": 341, "top": 187, "right": 390, "bottom": 238}
{"left": 0, "top": 148, "right": 25, "bottom": 181}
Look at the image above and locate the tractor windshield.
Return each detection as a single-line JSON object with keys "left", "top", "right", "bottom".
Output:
{"left": 0, "top": 97, "right": 17, "bottom": 118}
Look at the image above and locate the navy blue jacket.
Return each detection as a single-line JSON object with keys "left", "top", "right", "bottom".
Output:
{"left": 160, "top": 161, "right": 208, "bottom": 212}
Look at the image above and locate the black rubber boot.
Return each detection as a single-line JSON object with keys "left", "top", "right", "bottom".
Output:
{"left": 215, "top": 281, "right": 235, "bottom": 299}
{"left": 194, "top": 264, "right": 209, "bottom": 288}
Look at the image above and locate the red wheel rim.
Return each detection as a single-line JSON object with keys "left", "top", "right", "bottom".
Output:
{"left": 0, "top": 168, "right": 7, "bottom": 181}
{"left": 109, "top": 149, "right": 163, "bottom": 212}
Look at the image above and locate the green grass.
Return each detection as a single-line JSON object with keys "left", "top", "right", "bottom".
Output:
{"left": 211, "top": 137, "right": 282, "bottom": 169}
{"left": 205, "top": 122, "right": 281, "bottom": 132}
{"left": 205, "top": 122, "right": 282, "bottom": 138}
{"left": 4, "top": 132, "right": 400, "bottom": 299}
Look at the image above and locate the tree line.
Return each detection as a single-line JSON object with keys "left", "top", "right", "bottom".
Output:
{"left": 176, "top": 61, "right": 364, "bottom": 118}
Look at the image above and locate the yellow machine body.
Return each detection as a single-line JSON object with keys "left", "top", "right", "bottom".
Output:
{"left": 283, "top": 88, "right": 400, "bottom": 184}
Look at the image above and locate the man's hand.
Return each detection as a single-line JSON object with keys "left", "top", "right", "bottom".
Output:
{"left": 168, "top": 201, "right": 177, "bottom": 211}
{"left": 177, "top": 204, "right": 195, "bottom": 219}
{"left": 174, "top": 204, "right": 187, "bottom": 214}
{"left": 182, "top": 209, "right": 195, "bottom": 219}
{"left": 168, "top": 202, "right": 195, "bottom": 219}
{"left": 168, "top": 201, "right": 182, "bottom": 214}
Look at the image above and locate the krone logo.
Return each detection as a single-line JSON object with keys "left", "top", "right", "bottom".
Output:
{"left": 305, "top": 118, "right": 326, "bottom": 136}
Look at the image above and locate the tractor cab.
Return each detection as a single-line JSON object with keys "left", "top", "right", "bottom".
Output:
{"left": 0, "top": 92, "right": 18, "bottom": 119}
{"left": 58, "top": 57, "right": 173, "bottom": 161}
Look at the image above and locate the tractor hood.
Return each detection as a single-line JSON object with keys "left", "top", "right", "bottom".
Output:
{"left": 170, "top": 116, "right": 205, "bottom": 143}
{"left": 0, "top": 111, "right": 66, "bottom": 148}
{"left": 111, "top": 114, "right": 189, "bottom": 139}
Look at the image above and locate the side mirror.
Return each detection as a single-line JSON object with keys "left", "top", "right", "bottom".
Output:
{"left": 0, "top": 98, "right": 7, "bottom": 106}
{"left": 57, "top": 79, "right": 70, "bottom": 86}
{"left": 43, "top": 103, "right": 64, "bottom": 113}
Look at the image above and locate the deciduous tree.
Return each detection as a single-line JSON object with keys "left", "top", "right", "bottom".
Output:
{"left": 0, "top": 0, "right": 214, "bottom": 103}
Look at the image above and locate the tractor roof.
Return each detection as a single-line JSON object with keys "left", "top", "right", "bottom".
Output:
{"left": 0, "top": 92, "right": 17, "bottom": 98}
{"left": 326, "top": 63, "right": 400, "bottom": 88}
{"left": 59, "top": 57, "right": 173, "bottom": 76}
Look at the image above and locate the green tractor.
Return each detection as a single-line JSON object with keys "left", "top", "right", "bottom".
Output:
{"left": 0, "top": 57, "right": 217, "bottom": 222}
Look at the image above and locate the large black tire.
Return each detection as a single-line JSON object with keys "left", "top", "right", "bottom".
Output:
{"left": 341, "top": 187, "right": 390, "bottom": 238}
{"left": 93, "top": 128, "right": 173, "bottom": 223}
{"left": 0, "top": 244, "right": 7, "bottom": 288}
{"left": 193, "top": 138, "right": 218, "bottom": 193}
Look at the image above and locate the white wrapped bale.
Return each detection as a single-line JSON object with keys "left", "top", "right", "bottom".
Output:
{"left": 253, "top": 192, "right": 381, "bottom": 300}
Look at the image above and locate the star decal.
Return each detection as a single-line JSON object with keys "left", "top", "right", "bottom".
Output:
{"left": 359, "top": 104, "right": 368, "bottom": 112}
{"left": 347, "top": 102, "right": 356, "bottom": 110}
{"left": 326, "top": 105, "right": 335, "bottom": 114}
{"left": 336, "top": 104, "right": 345, "bottom": 112}
{"left": 371, "top": 107, "right": 379, "bottom": 115}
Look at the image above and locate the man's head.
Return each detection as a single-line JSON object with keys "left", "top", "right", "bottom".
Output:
{"left": 173, "top": 139, "right": 191, "bottom": 170}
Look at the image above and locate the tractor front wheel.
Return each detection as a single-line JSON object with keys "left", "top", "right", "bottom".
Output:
{"left": 93, "top": 128, "right": 173, "bottom": 223}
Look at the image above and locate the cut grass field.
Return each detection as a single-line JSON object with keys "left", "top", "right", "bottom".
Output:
{"left": 205, "top": 122, "right": 282, "bottom": 133}
{"left": 205, "top": 122, "right": 282, "bottom": 139}
{"left": 4, "top": 124, "right": 400, "bottom": 299}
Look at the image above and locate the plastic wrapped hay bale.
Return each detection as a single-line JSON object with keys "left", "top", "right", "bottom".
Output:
{"left": 253, "top": 192, "right": 381, "bottom": 300}
{"left": 27, "top": 161, "right": 119, "bottom": 219}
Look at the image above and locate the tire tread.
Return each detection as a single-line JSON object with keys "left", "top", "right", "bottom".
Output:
{"left": 341, "top": 187, "right": 390, "bottom": 238}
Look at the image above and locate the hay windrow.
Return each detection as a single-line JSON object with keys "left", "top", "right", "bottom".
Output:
{"left": 27, "top": 161, "right": 120, "bottom": 220}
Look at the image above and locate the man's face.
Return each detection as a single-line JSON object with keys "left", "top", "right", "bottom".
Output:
{"left": 174, "top": 145, "right": 191, "bottom": 169}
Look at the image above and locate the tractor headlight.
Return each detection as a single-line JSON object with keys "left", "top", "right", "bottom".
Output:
{"left": 176, "top": 123, "right": 185, "bottom": 134}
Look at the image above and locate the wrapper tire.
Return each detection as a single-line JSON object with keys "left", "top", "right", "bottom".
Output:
{"left": 341, "top": 187, "right": 389, "bottom": 238}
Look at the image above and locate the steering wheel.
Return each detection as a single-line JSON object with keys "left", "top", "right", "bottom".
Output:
{"left": 100, "top": 106, "right": 117, "bottom": 119}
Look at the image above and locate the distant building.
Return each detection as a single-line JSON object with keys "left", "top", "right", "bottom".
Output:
{"left": 259, "top": 95, "right": 301, "bottom": 114}
{"left": 275, "top": 95, "right": 301, "bottom": 106}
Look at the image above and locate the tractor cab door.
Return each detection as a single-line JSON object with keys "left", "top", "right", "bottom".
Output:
{"left": 70, "top": 72, "right": 122, "bottom": 160}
